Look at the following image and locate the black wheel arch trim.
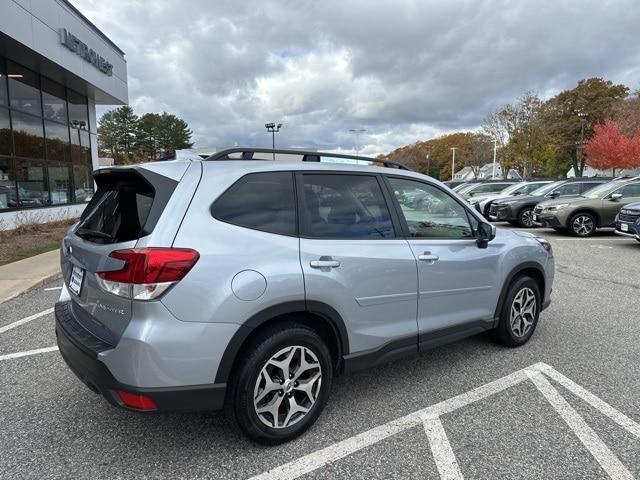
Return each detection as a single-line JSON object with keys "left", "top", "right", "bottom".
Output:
{"left": 493, "top": 262, "right": 546, "bottom": 325}
{"left": 214, "top": 300, "right": 350, "bottom": 384}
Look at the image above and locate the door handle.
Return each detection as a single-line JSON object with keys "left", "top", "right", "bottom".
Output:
{"left": 418, "top": 252, "right": 439, "bottom": 263}
{"left": 310, "top": 257, "right": 341, "bottom": 269}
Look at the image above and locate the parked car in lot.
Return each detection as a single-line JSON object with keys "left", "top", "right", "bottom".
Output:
{"left": 614, "top": 202, "right": 640, "bottom": 242}
{"left": 56, "top": 148, "right": 554, "bottom": 444}
{"left": 533, "top": 177, "right": 640, "bottom": 236}
{"left": 488, "top": 178, "right": 610, "bottom": 227}
{"left": 458, "top": 180, "right": 519, "bottom": 199}
{"left": 467, "top": 180, "right": 553, "bottom": 217}
{"left": 443, "top": 180, "right": 469, "bottom": 190}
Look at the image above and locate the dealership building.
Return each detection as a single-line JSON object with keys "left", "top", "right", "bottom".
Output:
{"left": 0, "top": 0, "right": 127, "bottom": 228}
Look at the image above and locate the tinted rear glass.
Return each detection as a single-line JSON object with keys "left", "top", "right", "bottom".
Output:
{"left": 211, "top": 171, "right": 296, "bottom": 236}
{"left": 76, "top": 174, "right": 155, "bottom": 244}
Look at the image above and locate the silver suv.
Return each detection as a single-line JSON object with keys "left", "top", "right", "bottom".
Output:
{"left": 56, "top": 148, "right": 554, "bottom": 444}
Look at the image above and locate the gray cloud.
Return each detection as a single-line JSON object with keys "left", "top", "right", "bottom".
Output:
{"left": 81, "top": 0, "right": 640, "bottom": 156}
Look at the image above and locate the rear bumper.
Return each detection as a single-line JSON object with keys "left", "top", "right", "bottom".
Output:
{"left": 55, "top": 301, "right": 226, "bottom": 412}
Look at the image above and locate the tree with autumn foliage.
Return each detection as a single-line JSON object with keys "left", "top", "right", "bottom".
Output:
{"left": 585, "top": 121, "right": 640, "bottom": 175}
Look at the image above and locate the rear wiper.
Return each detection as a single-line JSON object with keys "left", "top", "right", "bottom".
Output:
{"left": 75, "top": 227, "right": 114, "bottom": 240}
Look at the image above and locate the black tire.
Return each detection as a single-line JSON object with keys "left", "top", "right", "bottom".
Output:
{"left": 230, "top": 322, "right": 333, "bottom": 445}
{"left": 493, "top": 275, "right": 541, "bottom": 347}
{"left": 568, "top": 212, "right": 597, "bottom": 237}
{"left": 516, "top": 207, "right": 535, "bottom": 228}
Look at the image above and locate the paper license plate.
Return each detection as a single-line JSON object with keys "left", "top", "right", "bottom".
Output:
{"left": 69, "top": 265, "right": 84, "bottom": 296}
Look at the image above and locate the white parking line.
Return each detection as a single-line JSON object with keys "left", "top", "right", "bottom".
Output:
{"left": 249, "top": 363, "right": 640, "bottom": 480}
{"left": 0, "top": 346, "right": 59, "bottom": 361}
{"left": 422, "top": 415, "right": 463, "bottom": 480}
{"left": 527, "top": 370, "right": 634, "bottom": 480}
{"left": 44, "top": 286, "right": 63, "bottom": 291}
{"left": 0, "top": 307, "right": 54, "bottom": 334}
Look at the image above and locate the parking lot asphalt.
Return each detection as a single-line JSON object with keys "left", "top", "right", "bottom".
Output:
{"left": 1, "top": 226, "right": 639, "bottom": 479}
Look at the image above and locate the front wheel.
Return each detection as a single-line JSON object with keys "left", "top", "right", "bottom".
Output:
{"left": 230, "top": 322, "right": 333, "bottom": 445}
{"left": 569, "top": 212, "right": 596, "bottom": 237}
{"left": 517, "top": 207, "right": 535, "bottom": 228}
{"left": 493, "top": 276, "right": 541, "bottom": 347}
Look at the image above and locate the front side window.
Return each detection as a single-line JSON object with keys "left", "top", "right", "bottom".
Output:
{"left": 301, "top": 174, "right": 394, "bottom": 239}
{"left": 616, "top": 183, "right": 640, "bottom": 198}
{"left": 389, "top": 177, "right": 473, "bottom": 239}
{"left": 211, "top": 171, "right": 296, "bottom": 236}
{"left": 552, "top": 183, "right": 581, "bottom": 197}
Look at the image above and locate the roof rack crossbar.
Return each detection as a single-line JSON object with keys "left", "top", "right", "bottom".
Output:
{"left": 204, "top": 148, "right": 411, "bottom": 171}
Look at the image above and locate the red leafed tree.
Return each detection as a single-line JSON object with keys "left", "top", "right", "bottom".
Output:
{"left": 585, "top": 121, "right": 640, "bottom": 174}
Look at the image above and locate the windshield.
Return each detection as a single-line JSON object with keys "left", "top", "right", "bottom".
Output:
{"left": 452, "top": 183, "right": 469, "bottom": 192}
{"left": 530, "top": 181, "right": 564, "bottom": 196}
{"left": 455, "top": 183, "right": 476, "bottom": 193}
{"left": 501, "top": 182, "right": 528, "bottom": 195}
{"left": 582, "top": 181, "right": 625, "bottom": 199}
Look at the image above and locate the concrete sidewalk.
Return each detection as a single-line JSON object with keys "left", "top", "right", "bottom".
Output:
{"left": 0, "top": 250, "right": 61, "bottom": 304}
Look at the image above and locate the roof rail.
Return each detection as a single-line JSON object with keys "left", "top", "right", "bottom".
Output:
{"left": 204, "top": 147, "right": 411, "bottom": 171}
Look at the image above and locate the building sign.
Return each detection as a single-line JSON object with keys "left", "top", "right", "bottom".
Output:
{"left": 59, "top": 28, "right": 113, "bottom": 76}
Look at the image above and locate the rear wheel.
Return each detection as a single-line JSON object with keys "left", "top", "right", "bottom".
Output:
{"left": 493, "top": 276, "right": 541, "bottom": 347}
{"left": 517, "top": 207, "right": 535, "bottom": 228}
{"left": 230, "top": 322, "right": 332, "bottom": 445}
{"left": 569, "top": 212, "right": 596, "bottom": 237}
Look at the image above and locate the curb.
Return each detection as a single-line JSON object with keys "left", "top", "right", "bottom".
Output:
{"left": 0, "top": 272, "right": 63, "bottom": 305}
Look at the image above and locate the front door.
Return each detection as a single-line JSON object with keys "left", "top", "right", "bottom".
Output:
{"left": 385, "top": 176, "right": 500, "bottom": 346}
{"left": 297, "top": 172, "right": 418, "bottom": 355}
{"left": 602, "top": 183, "right": 640, "bottom": 225}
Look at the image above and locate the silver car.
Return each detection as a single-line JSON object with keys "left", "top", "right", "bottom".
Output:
{"left": 56, "top": 148, "right": 554, "bottom": 444}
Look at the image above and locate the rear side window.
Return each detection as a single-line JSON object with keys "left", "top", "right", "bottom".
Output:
{"left": 300, "top": 174, "right": 394, "bottom": 239}
{"left": 76, "top": 172, "right": 160, "bottom": 244}
{"left": 211, "top": 171, "right": 296, "bottom": 236}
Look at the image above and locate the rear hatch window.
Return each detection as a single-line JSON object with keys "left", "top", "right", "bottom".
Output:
{"left": 76, "top": 170, "right": 172, "bottom": 244}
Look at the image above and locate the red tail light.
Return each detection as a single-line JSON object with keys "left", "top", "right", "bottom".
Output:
{"left": 116, "top": 390, "right": 158, "bottom": 411}
{"left": 96, "top": 248, "right": 199, "bottom": 300}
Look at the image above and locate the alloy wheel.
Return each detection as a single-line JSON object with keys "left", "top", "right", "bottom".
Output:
{"left": 253, "top": 346, "right": 322, "bottom": 429}
{"left": 521, "top": 209, "right": 534, "bottom": 227}
{"left": 572, "top": 215, "right": 594, "bottom": 236}
{"left": 510, "top": 287, "right": 537, "bottom": 337}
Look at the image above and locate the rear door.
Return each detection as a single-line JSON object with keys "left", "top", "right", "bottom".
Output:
{"left": 385, "top": 176, "right": 500, "bottom": 344}
{"left": 297, "top": 172, "right": 418, "bottom": 355}
{"left": 61, "top": 163, "right": 192, "bottom": 345}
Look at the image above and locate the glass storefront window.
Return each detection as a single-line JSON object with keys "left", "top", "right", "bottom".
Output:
{"left": 49, "top": 165, "right": 71, "bottom": 205}
{"left": 7, "top": 62, "right": 42, "bottom": 117}
{"left": 45, "top": 120, "right": 70, "bottom": 161}
{"left": 0, "top": 157, "right": 16, "bottom": 209}
{"left": 0, "top": 107, "right": 12, "bottom": 156}
{"left": 68, "top": 89, "right": 89, "bottom": 130}
{"left": 42, "top": 78, "right": 68, "bottom": 123}
{"left": 0, "top": 61, "right": 7, "bottom": 107}
{"left": 12, "top": 111, "right": 45, "bottom": 159}
{"left": 73, "top": 162, "right": 94, "bottom": 202}
{"left": 15, "top": 160, "right": 50, "bottom": 207}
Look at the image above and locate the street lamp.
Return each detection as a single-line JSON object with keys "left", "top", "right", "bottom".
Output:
{"left": 577, "top": 112, "right": 587, "bottom": 177}
{"left": 265, "top": 122, "right": 282, "bottom": 160}
{"left": 426, "top": 152, "right": 431, "bottom": 177}
{"left": 492, "top": 138, "right": 498, "bottom": 179}
{"left": 450, "top": 147, "right": 457, "bottom": 181}
{"left": 348, "top": 128, "right": 366, "bottom": 156}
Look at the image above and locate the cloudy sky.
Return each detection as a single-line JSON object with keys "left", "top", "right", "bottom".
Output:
{"left": 78, "top": 0, "right": 640, "bottom": 156}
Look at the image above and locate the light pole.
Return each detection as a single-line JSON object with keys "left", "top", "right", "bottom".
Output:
{"left": 426, "top": 152, "right": 431, "bottom": 177}
{"left": 578, "top": 112, "right": 587, "bottom": 177}
{"left": 450, "top": 147, "right": 457, "bottom": 181}
{"left": 492, "top": 138, "right": 498, "bottom": 179}
{"left": 265, "top": 122, "right": 282, "bottom": 160}
{"left": 349, "top": 128, "right": 366, "bottom": 156}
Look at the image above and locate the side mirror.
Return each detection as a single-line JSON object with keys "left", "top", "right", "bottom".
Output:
{"left": 476, "top": 222, "right": 496, "bottom": 249}
{"left": 610, "top": 193, "right": 623, "bottom": 201}
{"left": 548, "top": 192, "right": 560, "bottom": 199}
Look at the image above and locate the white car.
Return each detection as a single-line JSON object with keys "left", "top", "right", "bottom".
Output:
{"left": 468, "top": 181, "right": 553, "bottom": 217}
